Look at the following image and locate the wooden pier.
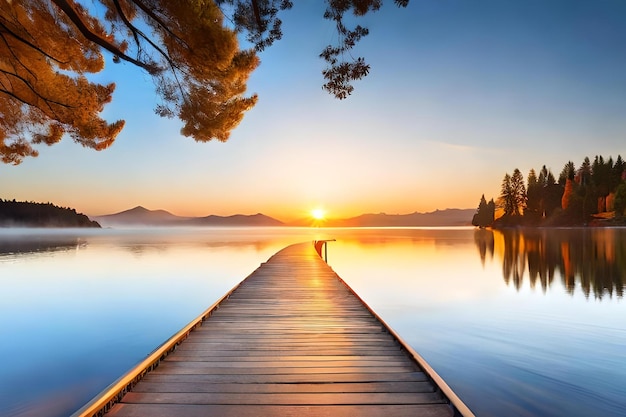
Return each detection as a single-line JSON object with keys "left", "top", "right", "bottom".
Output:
{"left": 74, "top": 242, "right": 473, "bottom": 417}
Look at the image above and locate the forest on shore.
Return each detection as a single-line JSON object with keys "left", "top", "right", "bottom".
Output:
{"left": 473, "top": 155, "right": 626, "bottom": 228}
{"left": 0, "top": 199, "right": 100, "bottom": 228}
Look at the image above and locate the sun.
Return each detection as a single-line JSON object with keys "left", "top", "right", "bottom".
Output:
{"left": 311, "top": 208, "right": 326, "bottom": 220}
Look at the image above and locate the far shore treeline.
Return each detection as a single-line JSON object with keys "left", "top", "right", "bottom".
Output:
{"left": 0, "top": 199, "right": 101, "bottom": 228}
{"left": 473, "top": 155, "right": 626, "bottom": 228}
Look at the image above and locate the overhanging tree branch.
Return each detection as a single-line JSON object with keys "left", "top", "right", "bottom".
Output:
{"left": 50, "top": 0, "right": 160, "bottom": 74}
{"left": 130, "top": 0, "right": 189, "bottom": 49}
{"left": 250, "top": 0, "right": 264, "bottom": 31}
{"left": 0, "top": 69, "right": 74, "bottom": 110}
{"left": 111, "top": 0, "right": 183, "bottom": 76}
{"left": 0, "top": 20, "right": 68, "bottom": 66}
{"left": 2, "top": 0, "right": 405, "bottom": 165}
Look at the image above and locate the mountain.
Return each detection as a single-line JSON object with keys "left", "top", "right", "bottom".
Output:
{"left": 94, "top": 206, "right": 188, "bottom": 227}
{"left": 184, "top": 213, "right": 284, "bottom": 227}
{"left": 288, "top": 208, "right": 474, "bottom": 227}
{"left": 96, "top": 206, "right": 472, "bottom": 228}
{"left": 337, "top": 209, "right": 474, "bottom": 227}
{"left": 94, "top": 206, "right": 283, "bottom": 227}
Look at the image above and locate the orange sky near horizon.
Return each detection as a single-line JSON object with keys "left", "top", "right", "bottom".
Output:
{"left": 80, "top": 174, "right": 481, "bottom": 221}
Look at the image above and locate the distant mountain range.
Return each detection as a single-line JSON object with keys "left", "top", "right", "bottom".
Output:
{"left": 94, "top": 206, "right": 284, "bottom": 227}
{"left": 323, "top": 209, "right": 474, "bottom": 227}
{"left": 94, "top": 206, "right": 474, "bottom": 228}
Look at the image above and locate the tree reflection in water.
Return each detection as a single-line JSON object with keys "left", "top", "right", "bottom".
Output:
{"left": 475, "top": 228, "right": 625, "bottom": 299}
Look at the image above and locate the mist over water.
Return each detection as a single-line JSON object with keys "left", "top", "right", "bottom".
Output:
{"left": 0, "top": 227, "right": 624, "bottom": 417}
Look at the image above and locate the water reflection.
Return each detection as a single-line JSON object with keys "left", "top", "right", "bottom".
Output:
{"left": 1, "top": 227, "right": 625, "bottom": 417}
{"left": 0, "top": 227, "right": 332, "bottom": 259}
{"left": 0, "top": 234, "right": 87, "bottom": 258}
{"left": 475, "top": 228, "right": 625, "bottom": 299}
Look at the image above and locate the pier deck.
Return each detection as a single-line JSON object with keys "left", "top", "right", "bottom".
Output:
{"left": 78, "top": 242, "right": 472, "bottom": 417}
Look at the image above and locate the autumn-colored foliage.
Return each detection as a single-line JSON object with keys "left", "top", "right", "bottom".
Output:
{"left": 477, "top": 154, "right": 626, "bottom": 227}
{"left": 1, "top": 0, "right": 407, "bottom": 164}
{"left": 561, "top": 178, "right": 574, "bottom": 210}
{"left": 1, "top": 0, "right": 258, "bottom": 164}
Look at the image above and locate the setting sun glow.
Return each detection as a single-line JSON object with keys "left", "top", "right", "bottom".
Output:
{"left": 311, "top": 208, "right": 326, "bottom": 220}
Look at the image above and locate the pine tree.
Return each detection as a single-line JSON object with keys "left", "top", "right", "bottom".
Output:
{"left": 612, "top": 155, "right": 625, "bottom": 190}
{"left": 559, "top": 161, "right": 576, "bottom": 185}
{"left": 472, "top": 194, "right": 494, "bottom": 228}
{"left": 500, "top": 173, "right": 515, "bottom": 216}
{"left": 511, "top": 168, "right": 526, "bottom": 216}
{"left": 526, "top": 168, "right": 541, "bottom": 219}
{"left": 487, "top": 199, "right": 496, "bottom": 222}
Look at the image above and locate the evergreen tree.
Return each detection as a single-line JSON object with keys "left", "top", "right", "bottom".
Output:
{"left": 480, "top": 155, "right": 626, "bottom": 227}
{"left": 575, "top": 156, "right": 597, "bottom": 219}
{"left": 0, "top": 199, "right": 100, "bottom": 227}
{"left": 511, "top": 168, "right": 527, "bottom": 216}
{"left": 578, "top": 157, "right": 592, "bottom": 186}
{"left": 592, "top": 155, "right": 611, "bottom": 212}
{"left": 612, "top": 155, "right": 625, "bottom": 191}
{"left": 559, "top": 161, "right": 576, "bottom": 185}
{"left": 543, "top": 168, "right": 563, "bottom": 217}
{"left": 487, "top": 199, "right": 496, "bottom": 222}
{"left": 472, "top": 195, "right": 486, "bottom": 227}
{"left": 472, "top": 194, "right": 494, "bottom": 228}
{"left": 538, "top": 165, "right": 549, "bottom": 186}
{"left": 526, "top": 168, "right": 541, "bottom": 219}
{"left": 500, "top": 173, "right": 515, "bottom": 216}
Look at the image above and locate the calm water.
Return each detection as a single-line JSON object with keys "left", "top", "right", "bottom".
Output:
{"left": 0, "top": 227, "right": 625, "bottom": 417}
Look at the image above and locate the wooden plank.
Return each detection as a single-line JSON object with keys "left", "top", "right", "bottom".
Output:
{"left": 139, "top": 372, "right": 431, "bottom": 384}
{"left": 165, "top": 354, "right": 408, "bottom": 361}
{"left": 148, "top": 365, "right": 418, "bottom": 375}
{"left": 88, "top": 243, "right": 469, "bottom": 417}
{"left": 162, "top": 359, "right": 416, "bottom": 367}
{"left": 132, "top": 381, "right": 436, "bottom": 394}
{"left": 171, "top": 347, "right": 408, "bottom": 356}
{"left": 106, "top": 404, "right": 454, "bottom": 417}
{"left": 119, "top": 392, "right": 446, "bottom": 405}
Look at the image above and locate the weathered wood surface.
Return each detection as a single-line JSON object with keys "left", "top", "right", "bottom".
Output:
{"left": 105, "top": 243, "right": 459, "bottom": 417}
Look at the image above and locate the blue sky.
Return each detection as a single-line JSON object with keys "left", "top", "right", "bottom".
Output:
{"left": 1, "top": 0, "right": 625, "bottom": 220}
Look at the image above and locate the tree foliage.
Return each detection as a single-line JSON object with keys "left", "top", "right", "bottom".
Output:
{"left": 480, "top": 154, "right": 626, "bottom": 227}
{"left": 499, "top": 169, "right": 526, "bottom": 217}
{"left": 1, "top": 0, "right": 408, "bottom": 164}
{"left": 525, "top": 168, "right": 541, "bottom": 220}
{"left": 217, "top": 0, "right": 408, "bottom": 99}
{"left": 561, "top": 178, "right": 575, "bottom": 210}
{"left": 615, "top": 183, "right": 626, "bottom": 218}
{"left": 1, "top": 0, "right": 259, "bottom": 164}
{"left": 472, "top": 194, "right": 494, "bottom": 228}
{"left": 500, "top": 173, "right": 514, "bottom": 216}
{"left": 558, "top": 161, "right": 575, "bottom": 185}
{"left": 510, "top": 168, "right": 526, "bottom": 216}
{"left": 0, "top": 198, "right": 100, "bottom": 227}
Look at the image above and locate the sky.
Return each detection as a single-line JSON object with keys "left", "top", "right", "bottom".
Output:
{"left": 2, "top": 0, "right": 626, "bottom": 222}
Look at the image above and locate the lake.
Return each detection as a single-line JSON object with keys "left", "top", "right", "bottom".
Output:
{"left": 0, "top": 227, "right": 625, "bottom": 417}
